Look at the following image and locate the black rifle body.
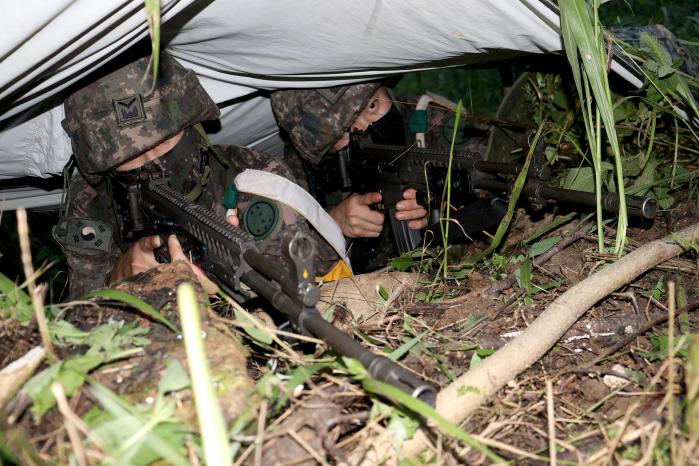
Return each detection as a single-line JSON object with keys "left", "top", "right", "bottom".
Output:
{"left": 119, "top": 175, "right": 437, "bottom": 406}
{"left": 343, "top": 140, "right": 657, "bottom": 254}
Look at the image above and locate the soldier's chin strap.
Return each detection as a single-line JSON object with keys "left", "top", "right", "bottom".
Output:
{"left": 191, "top": 123, "right": 240, "bottom": 198}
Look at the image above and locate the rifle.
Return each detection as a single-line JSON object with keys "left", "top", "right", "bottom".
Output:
{"left": 112, "top": 171, "right": 437, "bottom": 406}
{"left": 339, "top": 135, "right": 658, "bottom": 254}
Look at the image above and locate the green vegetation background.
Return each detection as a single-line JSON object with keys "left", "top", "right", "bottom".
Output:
{"left": 395, "top": 0, "right": 699, "bottom": 114}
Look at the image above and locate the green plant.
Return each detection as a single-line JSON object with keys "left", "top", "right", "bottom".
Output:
{"left": 177, "top": 283, "right": 231, "bottom": 466}
{"left": 640, "top": 334, "right": 690, "bottom": 361}
{"left": 560, "top": 0, "right": 629, "bottom": 255}
{"left": 85, "top": 375, "right": 192, "bottom": 466}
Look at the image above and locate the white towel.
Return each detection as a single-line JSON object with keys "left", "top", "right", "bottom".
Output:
{"left": 234, "top": 169, "right": 350, "bottom": 269}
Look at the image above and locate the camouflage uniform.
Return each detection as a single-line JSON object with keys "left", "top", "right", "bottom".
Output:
{"left": 271, "top": 83, "right": 382, "bottom": 165}
{"left": 271, "top": 84, "right": 481, "bottom": 271}
{"left": 271, "top": 84, "right": 486, "bottom": 178}
{"left": 55, "top": 54, "right": 335, "bottom": 300}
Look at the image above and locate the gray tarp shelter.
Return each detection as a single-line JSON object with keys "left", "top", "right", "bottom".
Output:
{"left": 0, "top": 0, "right": 640, "bottom": 209}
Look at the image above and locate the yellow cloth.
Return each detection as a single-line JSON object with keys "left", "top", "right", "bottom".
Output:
{"left": 317, "top": 259, "right": 353, "bottom": 282}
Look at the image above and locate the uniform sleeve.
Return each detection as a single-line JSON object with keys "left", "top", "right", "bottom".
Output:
{"left": 60, "top": 172, "right": 122, "bottom": 300}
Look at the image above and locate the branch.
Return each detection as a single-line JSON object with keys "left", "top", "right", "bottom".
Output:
{"left": 351, "top": 222, "right": 699, "bottom": 464}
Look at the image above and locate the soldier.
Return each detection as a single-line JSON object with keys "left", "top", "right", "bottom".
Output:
{"left": 54, "top": 53, "right": 336, "bottom": 300}
{"left": 270, "top": 84, "right": 429, "bottom": 240}
{"left": 270, "top": 83, "right": 485, "bottom": 271}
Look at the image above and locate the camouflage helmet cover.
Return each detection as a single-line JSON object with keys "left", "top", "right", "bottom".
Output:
{"left": 270, "top": 82, "right": 381, "bottom": 164}
{"left": 62, "top": 54, "right": 219, "bottom": 176}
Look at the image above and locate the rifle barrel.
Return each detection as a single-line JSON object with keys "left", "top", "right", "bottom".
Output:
{"left": 473, "top": 177, "right": 657, "bottom": 219}
{"left": 239, "top": 262, "right": 437, "bottom": 406}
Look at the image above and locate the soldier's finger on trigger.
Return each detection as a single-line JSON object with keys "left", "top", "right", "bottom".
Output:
{"left": 167, "top": 235, "right": 188, "bottom": 262}
{"left": 357, "top": 192, "right": 381, "bottom": 205}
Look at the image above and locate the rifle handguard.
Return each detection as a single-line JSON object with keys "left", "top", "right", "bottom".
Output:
{"left": 138, "top": 178, "right": 437, "bottom": 406}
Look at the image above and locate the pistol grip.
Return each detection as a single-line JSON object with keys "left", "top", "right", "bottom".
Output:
{"left": 388, "top": 207, "right": 423, "bottom": 255}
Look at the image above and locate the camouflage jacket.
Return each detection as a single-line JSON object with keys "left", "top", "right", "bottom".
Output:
{"left": 59, "top": 144, "right": 338, "bottom": 300}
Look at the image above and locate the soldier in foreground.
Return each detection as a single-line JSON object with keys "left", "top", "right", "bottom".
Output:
{"left": 54, "top": 54, "right": 336, "bottom": 299}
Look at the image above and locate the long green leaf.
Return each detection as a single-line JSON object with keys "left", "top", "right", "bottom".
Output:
{"left": 144, "top": 0, "right": 161, "bottom": 86}
{"left": 388, "top": 332, "right": 426, "bottom": 362}
{"left": 89, "top": 289, "right": 178, "bottom": 333}
{"left": 177, "top": 283, "right": 231, "bottom": 466}
{"left": 89, "top": 382, "right": 190, "bottom": 466}
{"left": 361, "top": 378, "right": 505, "bottom": 464}
{"left": 559, "top": 0, "right": 628, "bottom": 254}
{"left": 439, "top": 100, "right": 463, "bottom": 277}
{"left": 462, "top": 124, "right": 545, "bottom": 266}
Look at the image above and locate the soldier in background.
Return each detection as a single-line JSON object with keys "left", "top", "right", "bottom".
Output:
{"left": 54, "top": 54, "right": 336, "bottom": 300}
{"left": 270, "top": 83, "right": 482, "bottom": 271}
{"left": 271, "top": 84, "right": 429, "bottom": 240}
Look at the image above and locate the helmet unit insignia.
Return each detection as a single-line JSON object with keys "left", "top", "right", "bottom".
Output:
{"left": 113, "top": 94, "right": 147, "bottom": 126}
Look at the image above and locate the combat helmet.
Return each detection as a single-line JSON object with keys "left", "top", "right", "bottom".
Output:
{"left": 62, "top": 53, "right": 219, "bottom": 182}
{"left": 270, "top": 82, "right": 381, "bottom": 165}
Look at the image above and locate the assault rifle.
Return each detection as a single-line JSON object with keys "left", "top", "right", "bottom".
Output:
{"left": 339, "top": 135, "right": 658, "bottom": 254}
{"left": 113, "top": 172, "right": 437, "bottom": 406}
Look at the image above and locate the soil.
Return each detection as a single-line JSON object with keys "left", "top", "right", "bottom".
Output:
{"left": 2, "top": 200, "right": 698, "bottom": 465}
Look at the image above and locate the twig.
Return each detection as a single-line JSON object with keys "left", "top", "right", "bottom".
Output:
{"left": 51, "top": 383, "right": 89, "bottom": 466}
{"left": 16, "top": 208, "right": 56, "bottom": 363}
{"left": 254, "top": 400, "right": 267, "bottom": 466}
{"left": 287, "top": 429, "right": 329, "bottom": 466}
{"left": 605, "top": 402, "right": 638, "bottom": 466}
{"left": 546, "top": 379, "right": 556, "bottom": 466}
{"left": 664, "top": 280, "right": 677, "bottom": 462}
{"left": 488, "top": 289, "right": 525, "bottom": 320}
{"left": 634, "top": 421, "right": 662, "bottom": 466}
{"left": 581, "top": 299, "right": 699, "bottom": 369}
{"left": 472, "top": 435, "right": 551, "bottom": 462}
{"left": 490, "top": 224, "right": 590, "bottom": 293}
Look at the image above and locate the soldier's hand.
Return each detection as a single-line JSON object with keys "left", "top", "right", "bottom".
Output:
{"left": 225, "top": 209, "right": 240, "bottom": 227}
{"left": 109, "top": 235, "right": 218, "bottom": 295}
{"left": 109, "top": 235, "right": 162, "bottom": 284}
{"left": 395, "top": 188, "right": 428, "bottom": 230}
{"left": 166, "top": 235, "right": 219, "bottom": 295}
{"left": 329, "top": 192, "right": 385, "bottom": 238}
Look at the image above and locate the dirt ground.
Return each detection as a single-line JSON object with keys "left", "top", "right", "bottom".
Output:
{"left": 1, "top": 199, "right": 699, "bottom": 465}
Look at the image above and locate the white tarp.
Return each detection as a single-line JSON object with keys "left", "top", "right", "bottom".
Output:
{"left": 0, "top": 0, "right": 564, "bottom": 184}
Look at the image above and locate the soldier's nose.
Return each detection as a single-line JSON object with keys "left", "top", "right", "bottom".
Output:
{"left": 352, "top": 116, "right": 370, "bottom": 132}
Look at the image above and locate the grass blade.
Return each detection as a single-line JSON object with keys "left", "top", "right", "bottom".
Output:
{"left": 362, "top": 378, "right": 505, "bottom": 464}
{"left": 177, "top": 283, "right": 231, "bottom": 466}
{"left": 88, "top": 289, "right": 178, "bottom": 333}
